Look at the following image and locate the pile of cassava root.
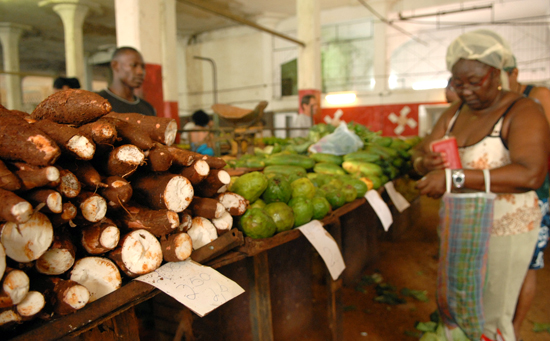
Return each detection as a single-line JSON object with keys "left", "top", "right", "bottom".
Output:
{"left": 0, "top": 89, "right": 249, "bottom": 330}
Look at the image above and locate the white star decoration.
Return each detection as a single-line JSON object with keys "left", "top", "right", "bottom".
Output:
{"left": 388, "top": 106, "right": 417, "bottom": 135}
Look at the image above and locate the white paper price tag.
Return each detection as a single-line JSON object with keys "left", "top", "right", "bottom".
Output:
{"left": 384, "top": 182, "right": 410, "bottom": 213}
{"left": 298, "top": 220, "right": 345, "bottom": 280}
{"left": 365, "top": 189, "right": 393, "bottom": 231}
{"left": 136, "top": 259, "right": 244, "bottom": 317}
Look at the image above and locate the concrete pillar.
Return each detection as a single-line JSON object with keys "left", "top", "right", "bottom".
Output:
{"left": 372, "top": 1, "right": 388, "bottom": 94}
{"left": 114, "top": 0, "right": 164, "bottom": 116}
{"left": 159, "top": 0, "right": 180, "bottom": 126}
{"left": 0, "top": 23, "right": 30, "bottom": 110}
{"left": 40, "top": 0, "right": 100, "bottom": 90}
{"left": 296, "top": 0, "right": 321, "bottom": 118}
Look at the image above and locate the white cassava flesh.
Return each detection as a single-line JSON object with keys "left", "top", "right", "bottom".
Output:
{"left": 164, "top": 120, "right": 178, "bottom": 146}
{"left": 218, "top": 170, "right": 231, "bottom": 185}
{"left": 44, "top": 166, "right": 60, "bottom": 181}
{"left": 195, "top": 159, "right": 209, "bottom": 176}
{"left": 11, "top": 201, "right": 33, "bottom": 224}
{"left": 0, "top": 244, "right": 5, "bottom": 280}
{"left": 35, "top": 248, "right": 75, "bottom": 275}
{"left": 80, "top": 195, "right": 107, "bottom": 222}
{"left": 46, "top": 191, "right": 63, "bottom": 213}
{"left": 67, "top": 135, "right": 95, "bottom": 159}
{"left": 117, "top": 146, "right": 144, "bottom": 164}
{"left": 164, "top": 176, "right": 194, "bottom": 212}
{"left": 3, "top": 270, "right": 30, "bottom": 305}
{"left": 70, "top": 257, "right": 121, "bottom": 302}
{"left": 1, "top": 212, "right": 53, "bottom": 262}
{"left": 212, "top": 211, "right": 233, "bottom": 234}
{"left": 187, "top": 217, "right": 218, "bottom": 250}
{"left": 178, "top": 212, "right": 192, "bottom": 232}
{"left": 217, "top": 192, "right": 248, "bottom": 216}
{"left": 169, "top": 233, "right": 193, "bottom": 261}
{"left": 16, "top": 291, "right": 45, "bottom": 317}
{"left": 62, "top": 284, "right": 89, "bottom": 310}
{"left": 0, "top": 310, "right": 21, "bottom": 326}
{"left": 100, "top": 226, "right": 120, "bottom": 250}
{"left": 118, "top": 230, "right": 162, "bottom": 276}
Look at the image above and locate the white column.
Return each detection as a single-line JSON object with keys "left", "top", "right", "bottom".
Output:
{"left": 160, "top": 0, "right": 177, "bottom": 103}
{"left": 297, "top": 0, "right": 321, "bottom": 91}
{"left": 0, "top": 23, "right": 30, "bottom": 110}
{"left": 40, "top": 0, "right": 99, "bottom": 89}
{"left": 114, "top": 0, "right": 162, "bottom": 65}
{"left": 372, "top": 1, "right": 388, "bottom": 94}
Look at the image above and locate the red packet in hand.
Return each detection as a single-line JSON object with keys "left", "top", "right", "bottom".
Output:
{"left": 430, "top": 136, "right": 462, "bottom": 169}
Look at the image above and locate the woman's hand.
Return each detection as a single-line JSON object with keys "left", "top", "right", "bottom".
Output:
{"left": 422, "top": 151, "right": 448, "bottom": 171}
{"left": 415, "top": 169, "right": 447, "bottom": 199}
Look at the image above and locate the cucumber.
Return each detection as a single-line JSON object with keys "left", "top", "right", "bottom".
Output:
{"left": 343, "top": 151, "right": 381, "bottom": 163}
{"left": 342, "top": 161, "right": 383, "bottom": 177}
{"left": 309, "top": 153, "right": 343, "bottom": 165}
{"left": 313, "top": 162, "right": 346, "bottom": 175}
{"left": 263, "top": 165, "right": 307, "bottom": 178}
{"left": 265, "top": 153, "right": 316, "bottom": 169}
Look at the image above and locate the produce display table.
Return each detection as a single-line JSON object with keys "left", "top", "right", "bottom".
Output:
{"left": 7, "top": 185, "right": 419, "bottom": 341}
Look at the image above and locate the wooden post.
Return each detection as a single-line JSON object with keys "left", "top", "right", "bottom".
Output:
{"left": 326, "top": 219, "right": 343, "bottom": 341}
{"left": 247, "top": 252, "right": 273, "bottom": 341}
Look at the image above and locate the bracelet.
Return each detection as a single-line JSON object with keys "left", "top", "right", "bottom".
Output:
{"left": 413, "top": 156, "right": 425, "bottom": 175}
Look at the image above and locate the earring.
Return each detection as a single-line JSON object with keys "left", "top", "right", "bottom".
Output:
{"left": 498, "top": 85, "right": 502, "bottom": 91}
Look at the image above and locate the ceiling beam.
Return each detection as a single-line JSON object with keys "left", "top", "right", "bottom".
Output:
{"left": 178, "top": 0, "right": 305, "bottom": 47}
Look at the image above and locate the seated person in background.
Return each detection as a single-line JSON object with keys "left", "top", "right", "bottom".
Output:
{"left": 182, "top": 109, "right": 214, "bottom": 156}
{"left": 97, "top": 46, "right": 156, "bottom": 116}
{"left": 53, "top": 77, "right": 81, "bottom": 91}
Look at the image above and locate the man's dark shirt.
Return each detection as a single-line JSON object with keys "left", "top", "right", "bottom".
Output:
{"left": 98, "top": 89, "right": 156, "bottom": 116}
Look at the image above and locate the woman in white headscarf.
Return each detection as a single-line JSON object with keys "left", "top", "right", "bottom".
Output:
{"left": 413, "top": 30, "right": 550, "bottom": 340}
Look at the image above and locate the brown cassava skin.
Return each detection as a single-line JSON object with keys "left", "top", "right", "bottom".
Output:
{"left": 116, "top": 203, "right": 179, "bottom": 237}
{"left": 0, "top": 160, "right": 21, "bottom": 191}
{"left": 0, "top": 188, "right": 32, "bottom": 224}
{"left": 31, "top": 89, "right": 111, "bottom": 126}
{"left": 8, "top": 109, "right": 35, "bottom": 124}
{"left": 101, "top": 145, "right": 144, "bottom": 178}
{"left": 32, "top": 119, "right": 96, "bottom": 160}
{"left": 74, "top": 191, "right": 107, "bottom": 223}
{"left": 81, "top": 218, "right": 119, "bottom": 254}
{"left": 105, "top": 112, "right": 177, "bottom": 145}
{"left": 35, "top": 233, "right": 76, "bottom": 275}
{"left": 195, "top": 169, "right": 229, "bottom": 198}
{"left": 11, "top": 163, "right": 60, "bottom": 191}
{"left": 24, "top": 188, "right": 62, "bottom": 214}
{"left": 0, "top": 115, "right": 61, "bottom": 166}
{"left": 147, "top": 143, "right": 173, "bottom": 172}
{"left": 179, "top": 159, "right": 209, "bottom": 185}
{"left": 189, "top": 197, "right": 221, "bottom": 220}
{"left": 48, "top": 202, "right": 77, "bottom": 227}
{"left": 101, "top": 117, "right": 154, "bottom": 150}
{"left": 98, "top": 176, "right": 133, "bottom": 210}
{"left": 131, "top": 172, "right": 192, "bottom": 211}
{"left": 216, "top": 192, "right": 249, "bottom": 216}
{"left": 51, "top": 168, "right": 81, "bottom": 199}
{"left": 79, "top": 119, "right": 118, "bottom": 146}
{"left": 161, "top": 232, "right": 193, "bottom": 262}
{"left": 52, "top": 279, "right": 88, "bottom": 316}
{"left": 57, "top": 160, "right": 106, "bottom": 190}
{"left": 167, "top": 146, "right": 195, "bottom": 167}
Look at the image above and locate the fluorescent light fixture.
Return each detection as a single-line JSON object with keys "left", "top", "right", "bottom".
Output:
{"left": 325, "top": 92, "right": 356, "bottom": 105}
{"left": 412, "top": 79, "right": 448, "bottom": 90}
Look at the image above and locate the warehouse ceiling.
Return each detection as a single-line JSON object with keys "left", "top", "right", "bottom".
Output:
{"left": 0, "top": 0, "right": 356, "bottom": 77}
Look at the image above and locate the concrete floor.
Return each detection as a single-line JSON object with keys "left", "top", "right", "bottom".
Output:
{"left": 342, "top": 196, "right": 550, "bottom": 341}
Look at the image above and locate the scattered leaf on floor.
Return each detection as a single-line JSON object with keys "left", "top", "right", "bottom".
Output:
{"left": 404, "top": 330, "right": 423, "bottom": 338}
{"left": 401, "top": 288, "right": 429, "bottom": 302}
{"left": 343, "top": 305, "right": 357, "bottom": 312}
{"left": 533, "top": 322, "right": 550, "bottom": 333}
{"left": 415, "top": 321, "right": 438, "bottom": 332}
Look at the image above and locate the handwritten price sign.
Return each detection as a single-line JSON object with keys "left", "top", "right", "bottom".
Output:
{"left": 298, "top": 220, "right": 345, "bottom": 280}
{"left": 136, "top": 259, "right": 244, "bottom": 317}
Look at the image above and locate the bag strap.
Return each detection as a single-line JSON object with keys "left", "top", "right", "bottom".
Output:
{"left": 445, "top": 168, "right": 491, "bottom": 193}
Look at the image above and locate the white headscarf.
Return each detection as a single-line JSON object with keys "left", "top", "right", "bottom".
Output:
{"left": 446, "top": 30, "right": 514, "bottom": 90}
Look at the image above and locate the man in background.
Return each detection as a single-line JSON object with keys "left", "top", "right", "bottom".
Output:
{"left": 53, "top": 77, "right": 80, "bottom": 91}
{"left": 291, "top": 94, "right": 318, "bottom": 138}
{"left": 97, "top": 46, "right": 156, "bottom": 116}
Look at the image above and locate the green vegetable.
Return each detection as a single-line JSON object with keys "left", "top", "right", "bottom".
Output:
{"left": 264, "top": 202, "right": 295, "bottom": 233}
{"left": 265, "top": 153, "right": 315, "bottom": 169}
{"left": 339, "top": 176, "right": 368, "bottom": 198}
{"left": 250, "top": 198, "right": 266, "bottom": 209}
{"left": 313, "top": 162, "right": 346, "bottom": 175}
{"left": 309, "top": 153, "right": 343, "bottom": 165}
{"left": 288, "top": 197, "right": 313, "bottom": 227}
{"left": 290, "top": 177, "right": 316, "bottom": 199}
{"left": 231, "top": 171, "right": 268, "bottom": 202}
{"left": 343, "top": 151, "right": 381, "bottom": 163}
{"left": 263, "top": 165, "right": 307, "bottom": 178}
{"left": 342, "top": 161, "right": 383, "bottom": 177}
{"left": 262, "top": 175, "right": 292, "bottom": 204}
{"left": 311, "top": 196, "right": 331, "bottom": 220}
{"left": 240, "top": 208, "right": 277, "bottom": 239}
{"left": 324, "top": 190, "right": 346, "bottom": 209}
{"left": 341, "top": 184, "right": 357, "bottom": 203}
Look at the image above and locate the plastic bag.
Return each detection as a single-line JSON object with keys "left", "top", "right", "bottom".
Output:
{"left": 308, "top": 122, "right": 364, "bottom": 155}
